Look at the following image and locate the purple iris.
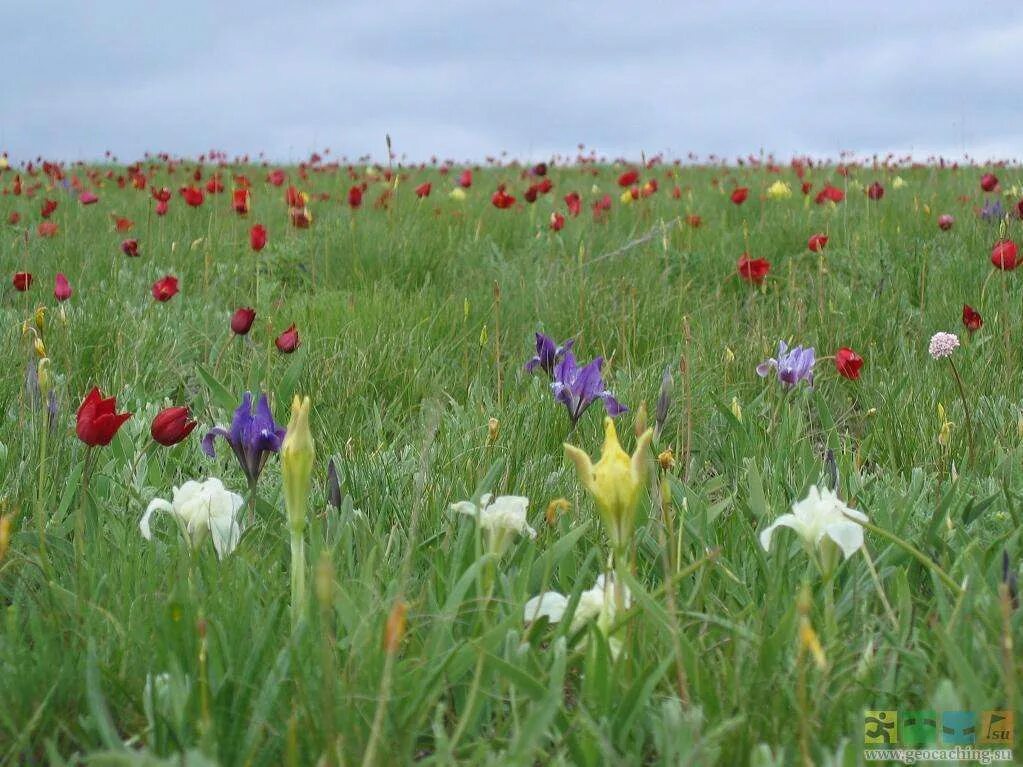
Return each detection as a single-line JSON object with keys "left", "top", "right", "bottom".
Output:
{"left": 551, "top": 351, "right": 626, "bottom": 425}
{"left": 525, "top": 332, "right": 573, "bottom": 377}
{"left": 980, "top": 199, "right": 1004, "bottom": 223}
{"left": 202, "top": 392, "right": 286, "bottom": 486}
{"left": 756, "top": 341, "right": 815, "bottom": 388}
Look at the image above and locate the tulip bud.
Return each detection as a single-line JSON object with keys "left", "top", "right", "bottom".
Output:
{"left": 326, "top": 457, "right": 342, "bottom": 510}
{"left": 34, "top": 306, "right": 45, "bottom": 331}
{"left": 151, "top": 406, "right": 198, "bottom": 446}
{"left": 654, "top": 367, "right": 672, "bottom": 436}
{"left": 633, "top": 401, "right": 648, "bottom": 437}
{"left": 657, "top": 449, "right": 675, "bottom": 471}
{"left": 487, "top": 417, "right": 499, "bottom": 446}
{"left": 724, "top": 347, "right": 735, "bottom": 365}
{"left": 231, "top": 307, "right": 256, "bottom": 335}
{"left": 545, "top": 497, "right": 570, "bottom": 525}
{"left": 275, "top": 324, "right": 300, "bottom": 353}
{"left": 730, "top": 397, "right": 743, "bottom": 422}
{"left": 383, "top": 599, "right": 408, "bottom": 654}
{"left": 282, "top": 395, "right": 315, "bottom": 533}
{"left": 33, "top": 337, "right": 46, "bottom": 359}
{"left": 37, "top": 358, "right": 52, "bottom": 400}
{"left": 0, "top": 515, "right": 10, "bottom": 562}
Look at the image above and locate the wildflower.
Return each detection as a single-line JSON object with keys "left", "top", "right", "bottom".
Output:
{"left": 12, "top": 272, "right": 32, "bottom": 291}
{"left": 275, "top": 324, "right": 300, "bottom": 353}
{"left": 766, "top": 180, "right": 792, "bottom": 200}
{"left": 834, "top": 347, "right": 863, "bottom": 380}
{"left": 202, "top": 392, "right": 285, "bottom": 487}
{"left": 122, "top": 239, "right": 140, "bottom": 257}
{"left": 523, "top": 573, "right": 631, "bottom": 657}
{"left": 654, "top": 366, "right": 672, "bottom": 436}
{"left": 757, "top": 341, "right": 815, "bottom": 388}
{"left": 980, "top": 199, "right": 1005, "bottom": 223}
{"left": 139, "top": 478, "right": 243, "bottom": 559}
{"left": 928, "top": 332, "right": 959, "bottom": 360}
{"left": 249, "top": 224, "right": 267, "bottom": 251}
{"left": 525, "top": 332, "right": 573, "bottom": 377}
{"left": 730, "top": 187, "right": 749, "bottom": 205}
{"left": 347, "top": 185, "right": 363, "bottom": 209}
{"left": 730, "top": 396, "right": 743, "bottom": 421}
{"left": 76, "top": 387, "right": 133, "bottom": 446}
{"left": 451, "top": 493, "right": 536, "bottom": 555}
{"left": 617, "top": 169, "right": 639, "bottom": 188}
{"left": 981, "top": 172, "right": 999, "bottom": 192}
{"left": 807, "top": 233, "right": 828, "bottom": 252}
{"left": 962, "top": 304, "right": 982, "bottom": 332}
{"left": 231, "top": 307, "right": 255, "bottom": 335}
{"left": 491, "top": 188, "right": 516, "bottom": 209}
{"left": 414, "top": 181, "right": 431, "bottom": 198}
{"left": 151, "top": 406, "right": 198, "bottom": 446}
{"left": 152, "top": 275, "right": 179, "bottom": 302}
{"left": 326, "top": 457, "right": 342, "bottom": 509}
{"left": 937, "top": 403, "right": 954, "bottom": 450}
{"left": 457, "top": 169, "right": 472, "bottom": 188}
{"left": 938, "top": 214, "right": 954, "bottom": 231}
{"left": 551, "top": 352, "right": 626, "bottom": 425}
{"left": 760, "top": 484, "right": 868, "bottom": 560}
{"left": 54, "top": 273, "right": 72, "bottom": 301}
{"left": 232, "top": 189, "right": 250, "bottom": 215}
{"left": 866, "top": 182, "right": 884, "bottom": 200}
{"left": 550, "top": 211, "right": 565, "bottom": 231}
{"left": 737, "top": 254, "right": 770, "bottom": 284}
{"left": 564, "top": 417, "right": 652, "bottom": 550}
{"left": 991, "top": 239, "right": 1018, "bottom": 270}
{"left": 891, "top": 176, "right": 906, "bottom": 190}
{"left": 815, "top": 184, "right": 844, "bottom": 205}
{"left": 282, "top": 395, "right": 315, "bottom": 536}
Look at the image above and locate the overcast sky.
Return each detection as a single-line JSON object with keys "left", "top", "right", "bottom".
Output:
{"left": 5, "top": 2, "right": 1022, "bottom": 164}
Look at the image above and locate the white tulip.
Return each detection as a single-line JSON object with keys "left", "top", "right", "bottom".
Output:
{"left": 140, "top": 478, "right": 244, "bottom": 559}
{"left": 759, "top": 485, "right": 868, "bottom": 560}
{"left": 451, "top": 493, "right": 536, "bottom": 554}
{"left": 524, "top": 574, "right": 631, "bottom": 657}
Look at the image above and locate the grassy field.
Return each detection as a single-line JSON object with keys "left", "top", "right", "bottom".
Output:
{"left": 0, "top": 156, "right": 1020, "bottom": 765}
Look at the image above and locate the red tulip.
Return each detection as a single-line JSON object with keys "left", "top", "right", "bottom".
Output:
{"left": 8, "top": 211, "right": 20, "bottom": 225}
{"left": 155, "top": 200, "right": 169, "bottom": 216}
{"left": 285, "top": 185, "right": 305, "bottom": 207}
{"left": 457, "top": 169, "right": 473, "bottom": 188}
{"left": 275, "top": 323, "right": 300, "bottom": 353}
{"left": 205, "top": 176, "right": 224, "bottom": 194}
{"left": 54, "top": 273, "right": 72, "bottom": 301}
{"left": 815, "top": 185, "right": 845, "bottom": 205}
{"left": 37, "top": 221, "right": 58, "bottom": 237}
{"left": 152, "top": 187, "right": 171, "bottom": 203}
{"left": 491, "top": 188, "right": 516, "bottom": 209}
{"left": 231, "top": 307, "right": 256, "bottom": 335}
{"left": 79, "top": 191, "right": 99, "bottom": 205}
{"left": 991, "top": 239, "right": 1019, "bottom": 270}
{"left": 737, "top": 254, "right": 770, "bottom": 284}
{"left": 962, "top": 304, "right": 983, "bottom": 332}
{"left": 523, "top": 185, "right": 539, "bottom": 204}
{"left": 181, "top": 186, "right": 204, "bottom": 207}
{"left": 152, "top": 275, "right": 179, "bottom": 302}
{"left": 730, "top": 187, "right": 749, "bottom": 205}
{"left": 938, "top": 214, "right": 954, "bottom": 231}
{"left": 347, "top": 185, "right": 363, "bottom": 209}
{"left": 564, "top": 192, "right": 582, "bottom": 217}
{"left": 121, "top": 239, "right": 140, "bottom": 257}
{"left": 76, "top": 387, "right": 132, "bottom": 447}
{"left": 113, "top": 216, "right": 134, "bottom": 232}
{"left": 617, "top": 169, "right": 639, "bottom": 188}
{"left": 232, "top": 188, "right": 250, "bottom": 215}
{"left": 150, "top": 406, "right": 197, "bottom": 446}
{"left": 834, "top": 347, "right": 863, "bottom": 380}
{"left": 415, "top": 181, "right": 431, "bottom": 198}
{"left": 267, "top": 169, "right": 286, "bottom": 187}
{"left": 289, "top": 207, "right": 312, "bottom": 228}
{"left": 980, "top": 173, "right": 999, "bottom": 192}
{"left": 41, "top": 199, "right": 58, "bottom": 218}
{"left": 866, "top": 182, "right": 884, "bottom": 200}
{"left": 550, "top": 212, "right": 565, "bottom": 231}
{"left": 686, "top": 214, "right": 702, "bottom": 228}
{"left": 807, "top": 233, "right": 828, "bottom": 252}
{"left": 12, "top": 272, "right": 32, "bottom": 291}
{"left": 250, "top": 224, "right": 267, "bottom": 251}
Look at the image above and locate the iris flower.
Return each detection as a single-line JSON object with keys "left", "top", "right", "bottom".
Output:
{"left": 551, "top": 352, "right": 626, "bottom": 425}
{"left": 756, "top": 341, "right": 815, "bottom": 389}
{"left": 525, "top": 332, "right": 573, "bottom": 377}
{"left": 202, "top": 392, "right": 286, "bottom": 487}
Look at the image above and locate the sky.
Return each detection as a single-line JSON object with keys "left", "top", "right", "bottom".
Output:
{"left": 4, "top": 1, "right": 1023, "bottom": 164}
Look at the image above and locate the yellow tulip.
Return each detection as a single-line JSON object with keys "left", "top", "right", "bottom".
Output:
{"left": 282, "top": 395, "right": 315, "bottom": 533}
{"left": 766, "top": 180, "right": 792, "bottom": 200}
{"left": 564, "top": 417, "right": 652, "bottom": 550}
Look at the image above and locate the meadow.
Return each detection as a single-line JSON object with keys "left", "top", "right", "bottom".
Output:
{"left": 0, "top": 153, "right": 1019, "bottom": 766}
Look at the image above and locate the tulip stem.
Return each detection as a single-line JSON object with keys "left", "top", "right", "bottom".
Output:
{"left": 946, "top": 358, "right": 975, "bottom": 468}
{"left": 35, "top": 413, "right": 48, "bottom": 562}
{"left": 290, "top": 529, "right": 306, "bottom": 629}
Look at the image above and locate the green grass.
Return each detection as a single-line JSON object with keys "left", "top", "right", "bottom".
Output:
{"left": 0, "top": 160, "right": 1020, "bottom": 765}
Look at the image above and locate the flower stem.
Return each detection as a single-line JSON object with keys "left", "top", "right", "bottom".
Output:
{"left": 290, "top": 529, "right": 306, "bottom": 629}
{"left": 946, "top": 358, "right": 975, "bottom": 468}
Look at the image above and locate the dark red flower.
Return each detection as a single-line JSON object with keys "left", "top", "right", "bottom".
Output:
{"left": 737, "top": 254, "right": 770, "bottom": 284}
{"left": 285, "top": 185, "right": 304, "bottom": 207}
{"left": 686, "top": 214, "right": 702, "bottom": 228}
{"left": 834, "top": 347, "right": 863, "bottom": 380}
{"left": 617, "top": 169, "right": 639, "bottom": 188}
{"left": 155, "top": 200, "right": 169, "bottom": 216}
{"left": 79, "top": 191, "right": 99, "bottom": 205}
{"left": 414, "top": 181, "right": 431, "bottom": 198}
{"left": 866, "top": 182, "right": 884, "bottom": 200}
{"left": 991, "top": 239, "right": 1019, "bottom": 270}
{"left": 41, "top": 199, "right": 58, "bottom": 218}
{"left": 7, "top": 211, "right": 20, "bottom": 225}
{"left": 152, "top": 275, "right": 179, "bottom": 302}
{"left": 121, "top": 239, "right": 139, "bottom": 257}
{"left": 491, "top": 188, "right": 516, "bottom": 209}
{"left": 54, "top": 273, "right": 72, "bottom": 301}
{"left": 730, "top": 187, "right": 749, "bottom": 205}
{"left": 815, "top": 185, "right": 845, "bottom": 205}
{"left": 457, "top": 169, "right": 473, "bottom": 188}
{"left": 181, "top": 186, "right": 204, "bottom": 207}
{"left": 231, "top": 307, "right": 256, "bottom": 335}
{"left": 152, "top": 187, "right": 172, "bottom": 203}
{"left": 549, "top": 212, "right": 565, "bottom": 231}
{"left": 962, "top": 304, "right": 983, "bottom": 332}
{"left": 150, "top": 406, "right": 197, "bottom": 446}
{"left": 564, "top": 192, "right": 582, "bottom": 217}
{"left": 807, "top": 233, "right": 828, "bottom": 252}
{"left": 347, "top": 185, "right": 363, "bottom": 209}
{"left": 37, "top": 221, "right": 58, "bottom": 237}
{"left": 275, "top": 323, "right": 300, "bottom": 353}
{"left": 113, "top": 216, "right": 134, "bottom": 232}
{"left": 250, "top": 224, "right": 267, "bottom": 251}
{"left": 981, "top": 173, "right": 999, "bottom": 192}
{"left": 232, "top": 188, "right": 250, "bottom": 215}
{"left": 12, "top": 272, "right": 32, "bottom": 291}
{"left": 523, "top": 185, "right": 539, "bottom": 204}
{"left": 267, "top": 169, "right": 286, "bottom": 187}
{"left": 76, "top": 387, "right": 132, "bottom": 447}
{"left": 938, "top": 214, "right": 954, "bottom": 231}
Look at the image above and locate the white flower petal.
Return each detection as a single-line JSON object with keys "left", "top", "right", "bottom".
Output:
{"left": 210, "top": 516, "right": 240, "bottom": 559}
{"left": 524, "top": 591, "right": 568, "bottom": 624}
{"left": 759, "top": 513, "right": 801, "bottom": 552}
{"left": 824, "top": 519, "right": 864, "bottom": 559}
{"left": 140, "top": 499, "right": 174, "bottom": 540}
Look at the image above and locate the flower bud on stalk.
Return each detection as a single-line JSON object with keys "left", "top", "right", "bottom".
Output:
{"left": 282, "top": 395, "right": 314, "bottom": 627}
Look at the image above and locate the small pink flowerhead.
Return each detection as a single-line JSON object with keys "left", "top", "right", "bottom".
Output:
{"left": 928, "top": 332, "right": 960, "bottom": 360}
